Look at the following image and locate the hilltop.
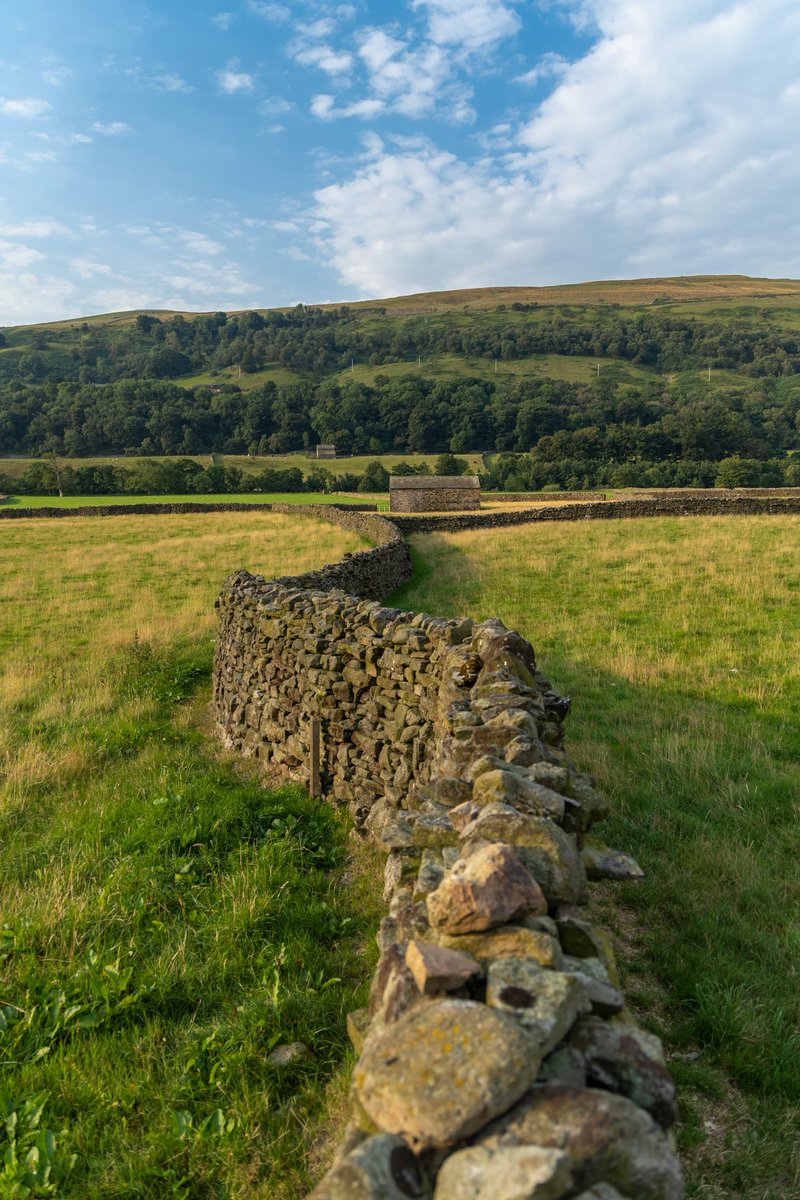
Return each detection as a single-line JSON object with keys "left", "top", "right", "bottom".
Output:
{"left": 7, "top": 274, "right": 800, "bottom": 332}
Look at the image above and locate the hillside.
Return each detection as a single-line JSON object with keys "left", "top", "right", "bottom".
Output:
{"left": 2, "top": 275, "right": 800, "bottom": 493}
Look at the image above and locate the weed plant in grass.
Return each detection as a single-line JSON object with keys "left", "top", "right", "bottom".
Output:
{"left": 0, "top": 512, "right": 382, "bottom": 1199}
{"left": 393, "top": 516, "right": 800, "bottom": 1200}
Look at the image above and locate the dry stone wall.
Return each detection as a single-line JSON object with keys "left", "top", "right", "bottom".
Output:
{"left": 483, "top": 491, "right": 608, "bottom": 502}
{"left": 213, "top": 507, "right": 685, "bottom": 1200}
{"left": 391, "top": 492, "right": 800, "bottom": 534}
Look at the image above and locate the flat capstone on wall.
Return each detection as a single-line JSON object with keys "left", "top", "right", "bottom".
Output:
{"left": 390, "top": 475, "right": 481, "bottom": 513}
{"left": 212, "top": 505, "right": 685, "bottom": 1200}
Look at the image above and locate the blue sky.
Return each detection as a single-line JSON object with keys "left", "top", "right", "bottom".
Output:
{"left": 2, "top": 0, "right": 800, "bottom": 323}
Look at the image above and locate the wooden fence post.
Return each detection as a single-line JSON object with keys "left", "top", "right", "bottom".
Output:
{"left": 309, "top": 717, "right": 321, "bottom": 798}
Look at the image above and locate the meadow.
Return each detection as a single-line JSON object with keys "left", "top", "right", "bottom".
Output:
{"left": 392, "top": 515, "right": 800, "bottom": 1200}
{"left": 0, "top": 491, "right": 389, "bottom": 510}
{"left": 0, "top": 452, "right": 481, "bottom": 483}
{"left": 0, "top": 511, "right": 382, "bottom": 1199}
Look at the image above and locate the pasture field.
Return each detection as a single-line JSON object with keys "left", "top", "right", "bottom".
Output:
{"left": 0, "top": 491, "right": 389, "bottom": 510}
{"left": 0, "top": 452, "right": 481, "bottom": 482}
{"left": 0, "top": 511, "right": 381, "bottom": 1199}
{"left": 332, "top": 352, "right": 655, "bottom": 387}
{"left": 393, "top": 516, "right": 800, "bottom": 1200}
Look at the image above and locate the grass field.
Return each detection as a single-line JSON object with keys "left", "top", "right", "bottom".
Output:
{"left": 0, "top": 491, "right": 389, "bottom": 510}
{"left": 0, "top": 452, "right": 480, "bottom": 483}
{"left": 392, "top": 516, "right": 800, "bottom": 1200}
{"left": 0, "top": 511, "right": 383, "bottom": 1199}
{"left": 333, "top": 352, "right": 655, "bottom": 387}
{"left": 175, "top": 364, "right": 310, "bottom": 390}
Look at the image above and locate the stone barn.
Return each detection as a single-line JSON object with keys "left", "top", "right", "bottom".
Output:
{"left": 389, "top": 475, "right": 481, "bottom": 513}
{"left": 316, "top": 444, "right": 336, "bottom": 459}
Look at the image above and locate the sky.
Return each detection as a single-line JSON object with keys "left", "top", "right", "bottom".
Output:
{"left": 2, "top": 0, "right": 800, "bottom": 324}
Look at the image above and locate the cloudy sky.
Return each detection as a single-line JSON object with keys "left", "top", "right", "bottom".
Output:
{"left": 2, "top": 0, "right": 800, "bottom": 324}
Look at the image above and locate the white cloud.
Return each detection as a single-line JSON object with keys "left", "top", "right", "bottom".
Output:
{"left": 91, "top": 121, "right": 132, "bottom": 135}
{"left": 0, "top": 96, "right": 52, "bottom": 118}
{"left": 151, "top": 72, "right": 192, "bottom": 93}
{"left": 163, "top": 258, "right": 254, "bottom": 297}
{"left": 216, "top": 60, "right": 256, "bottom": 93}
{"left": 0, "top": 220, "right": 70, "bottom": 238}
{"left": 70, "top": 257, "right": 114, "bottom": 279}
{"left": 259, "top": 95, "right": 293, "bottom": 116}
{"left": 0, "top": 272, "right": 80, "bottom": 323}
{"left": 289, "top": 19, "right": 355, "bottom": 76}
{"left": 515, "top": 53, "right": 570, "bottom": 87}
{"left": 248, "top": 1, "right": 290, "bottom": 20}
{"left": 294, "top": 43, "right": 354, "bottom": 75}
{"left": 41, "top": 63, "right": 74, "bottom": 87}
{"left": 25, "top": 149, "right": 58, "bottom": 163}
{"left": 0, "top": 240, "right": 45, "bottom": 268}
{"left": 311, "top": 0, "right": 800, "bottom": 295}
{"left": 311, "top": 94, "right": 385, "bottom": 120}
{"left": 177, "top": 230, "right": 225, "bottom": 256}
{"left": 412, "top": 0, "right": 521, "bottom": 51}
{"left": 212, "top": 11, "right": 237, "bottom": 29}
{"left": 301, "top": 1, "right": 519, "bottom": 125}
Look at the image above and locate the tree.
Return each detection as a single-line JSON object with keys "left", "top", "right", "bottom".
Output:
{"left": 434, "top": 453, "right": 469, "bottom": 476}
{"left": 359, "top": 461, "right": 390, "bottom": 492}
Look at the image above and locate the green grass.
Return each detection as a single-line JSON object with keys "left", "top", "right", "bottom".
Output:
{"left": 0, "top": 491, "right": 388, "bottom": 510}
{"left": 394, "top": 516, "right": 800, "bottom": 1200}
{"left": 0, "top": 451, "right": 478, "bottom": 483}
{"left": 175, "top": 364, "right": 310, "bottom": 390}
{"left": 0, "top": 512, "right": 382, "bottom": 1198}
{"left": 336, "top": 352, "right": 655, "bottom": 387}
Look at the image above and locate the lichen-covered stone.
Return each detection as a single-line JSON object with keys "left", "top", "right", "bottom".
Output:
{"left": 462, "top": 815, "right": 587, "bottom": 906}
{"left": 471, "top": 770, "right": 566, "bottom": 821}
{"left": 427, "top": 844, "right": 546, "bottom": 933}
{"left": 433, "top": 1145, "right": 572, "bottom": 1200}
{"left": 555, "top": 913, "right": 619, "bottom": 979}
{"left": 310, "top": 1133, "right": 431, "bottom": 1199}
{"left": 581, "top": 840, "right": 645, "bottom": 881}
{"left": 486, "top": 958, "right": 591, "bottom": 1055}
{"left": 367, "top": 944, "right": 424, "bottom": 1039}
{"left": 568, "top": 1018, "right": 678, "bottom": 1128}
{"left": 561, "top": 957, "right": 624, "bottom": 1017}
{"left": 354, "top": 999, "right": 541, "bottom": 1148}
{"left": 348, "top": 1008, "right": 370, "bottom": 1054}
{"left": 479, "top": 1085, "right": 684, "bottom": 1200}
{"left": 430, "top": 925, "right": 563, "bottom": 968}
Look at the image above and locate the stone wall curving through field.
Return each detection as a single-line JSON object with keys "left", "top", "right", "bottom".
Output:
{"left": 213, "top": 505, "right": 685, "bottom": 1200}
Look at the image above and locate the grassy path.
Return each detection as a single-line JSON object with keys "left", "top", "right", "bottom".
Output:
{"left": 0, "top": 512, "right": 381, "bottom": 1199}
{"left": 393, "top": 515, "right": 800, "bottom": 1200}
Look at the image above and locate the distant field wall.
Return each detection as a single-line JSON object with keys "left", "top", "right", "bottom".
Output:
{"left": 213, "top": 505, "right": 685, "bottom": 1200}
{"left": 391, "top": 492, "right": 800, "bottom": 534}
